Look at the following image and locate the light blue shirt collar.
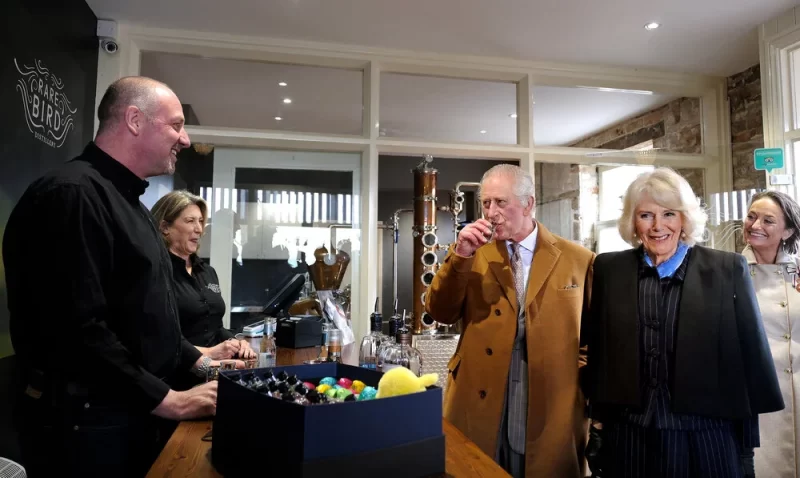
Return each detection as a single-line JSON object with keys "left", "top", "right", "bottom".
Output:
{"left": 643, "top": 241, "right": 689, "bottom": 279}
{"left": 506, "top": 221, "right": 538, "bottom": 256}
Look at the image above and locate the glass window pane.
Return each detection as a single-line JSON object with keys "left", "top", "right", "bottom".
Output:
{"left": 534, "top": 86, "right": 702, "bottom": 153}
{"left": 598, "top": 165, "right": 654, "bottom": 221}
{"left": 380, "top": 73, "right": 518, "bottom": 144}
{"left": 597, "top": 225, "right": 633, "bottom": 254}
{"left": 792, "top": 49, "right": 800, "bottom": 131}
{"left": 140, "top": 52, "right": 363, "bottom": 135}
{"left": 226, "top": 168, "right": 357, "bottom": 313}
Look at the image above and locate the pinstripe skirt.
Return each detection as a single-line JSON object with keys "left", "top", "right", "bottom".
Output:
{"left": 603, "top": 421, "right": 743, "bottom": 478}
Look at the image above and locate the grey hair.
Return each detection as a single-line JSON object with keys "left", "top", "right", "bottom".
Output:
{"left": 479, "top": 164, "right": 535, "bottom": 207}
{"left": 618, "top": 167, "right": 707, "bottom": 246}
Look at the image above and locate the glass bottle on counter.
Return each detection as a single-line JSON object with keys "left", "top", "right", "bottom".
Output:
{"left": 380, "top": 311, "right": 423, "bottom": 376}
{"left": 259, "top": 318, "right": 276, "bottom": 368}
{"left": 359, "top": 301, "right": 384, "bottom": 370}
{"left": 328, "top": 327, "right": 343, "bottom": 363}
{"left": 376, "top": 311, "right": 401, "bottom": 371}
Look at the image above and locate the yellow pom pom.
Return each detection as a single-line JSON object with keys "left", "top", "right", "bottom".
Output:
{"left": 419, "top": 373, "right": 439, "bottom": 388}
{"left": 376, "top": 367, "right": 439, "bottom": 399}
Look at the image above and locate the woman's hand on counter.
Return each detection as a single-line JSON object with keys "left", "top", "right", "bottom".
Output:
{"left": 237, "top": 340, "right": 256, "bottom": 359}
{"left": 208, "top": 338, "right": 241, "bottom": 359}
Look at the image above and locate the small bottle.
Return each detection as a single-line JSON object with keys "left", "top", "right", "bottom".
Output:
{"left": 375, "top": 314, "right": 401, "bottom": 372}
{"left": 260, "top": 318, "right": 276, "bottom": 368}
{"left": 265, "top": 381, "right": 280, "bottom": 397}
{"left": 381, "top": 310, "right": 423, "bottom": 376}
{"left": 328, "top": 328, "right": 343, "bottom": 363}
{"left": 359, "top": 298, "right": 383, "bottom": 370}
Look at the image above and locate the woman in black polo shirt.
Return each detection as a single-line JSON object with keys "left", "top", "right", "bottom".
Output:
{"left": 151, "top": 190, "right": 255, "bottom": 361}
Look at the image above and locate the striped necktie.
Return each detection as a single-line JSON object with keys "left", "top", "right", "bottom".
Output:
{"left": 510, "top": 242, "right": 525, "bottom": 311}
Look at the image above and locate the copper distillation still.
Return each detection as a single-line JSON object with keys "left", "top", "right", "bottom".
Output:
{"left": 402, "top": 155, "right": 481, "bottom": 334}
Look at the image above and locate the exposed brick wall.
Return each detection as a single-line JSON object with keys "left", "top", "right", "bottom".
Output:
{"left": 570, "top": 98, "right": 702, "bottom": 154}
{"left": 728, "top": 64, "right": 765, "bottom": 190}
{"left": 674, "top": 168, "right": 706, "bottom": 201}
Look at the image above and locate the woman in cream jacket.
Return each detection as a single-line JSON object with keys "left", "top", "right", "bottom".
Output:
{"left": 743, "top": 190, "right": 800, "bottom": 478}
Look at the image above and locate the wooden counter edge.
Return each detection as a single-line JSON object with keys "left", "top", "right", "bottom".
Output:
{"left": 146, "top": 418, "right": 509, "bottom": 477}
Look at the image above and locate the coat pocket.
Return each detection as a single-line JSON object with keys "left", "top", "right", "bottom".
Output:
{"left": 448, "top": 353, "right": 462, "bottom": 380}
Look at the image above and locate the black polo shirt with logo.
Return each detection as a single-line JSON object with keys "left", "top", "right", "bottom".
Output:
{"left": 169, "top": 252, "right": 233, "bottom": 347}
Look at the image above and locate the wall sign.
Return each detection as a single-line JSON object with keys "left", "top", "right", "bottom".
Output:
{"left": 13, "top": 58, "right": 78, "bottom": 148}
{"left": 754, "top": 147, "right": 784, "bottom": 172}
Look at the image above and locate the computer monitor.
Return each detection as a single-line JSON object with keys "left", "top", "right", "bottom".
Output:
{"left": 262, "top": 273, "right": 306, "bottom": 317}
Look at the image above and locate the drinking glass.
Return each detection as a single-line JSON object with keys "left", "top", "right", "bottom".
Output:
{"left": 481, "top": 211, "right": 496, "bottom": 244}
{"left": 328, "top": 328, "right": 343, "bottom": 363}
{"left": 206, "top": 365, "right": 220, "bottom": 382}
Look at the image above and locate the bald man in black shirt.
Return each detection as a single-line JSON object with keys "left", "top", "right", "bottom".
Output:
{"left": 4, "top": 76, "right": 220, "bottom": 477}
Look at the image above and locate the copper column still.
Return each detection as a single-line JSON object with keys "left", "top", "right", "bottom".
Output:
{"left": 412, "top": 155, "right": 439, "bottom": 333}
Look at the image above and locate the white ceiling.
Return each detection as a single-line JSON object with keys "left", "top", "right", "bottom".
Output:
{"left": 88, "top": 0, "right": 794, "bottom": 76}
{"left": 141, "top": 52, "right": 678, "bottom": 146}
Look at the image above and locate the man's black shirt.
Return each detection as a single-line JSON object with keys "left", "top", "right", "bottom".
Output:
{"left": 4, "top": 142, "right": 202, "bottom": 411}
{"left": 170, "top": 252, "right": 233, "bottom": 347}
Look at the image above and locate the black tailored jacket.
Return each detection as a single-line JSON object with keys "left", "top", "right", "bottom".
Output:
{"left": 583, "top": 245, "right": 784, "bottom": 421}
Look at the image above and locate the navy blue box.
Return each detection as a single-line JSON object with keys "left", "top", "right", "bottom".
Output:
{"left": 211, "top": 363, "right": 445, "bottom": 477}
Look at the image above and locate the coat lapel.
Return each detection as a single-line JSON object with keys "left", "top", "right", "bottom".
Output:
{"left": 604, "top": 248, "right": 641, "bottom": 404}
{"left": 525, "top": 224, "right": 560, "bottom": 309}
{"left": 485, "top": 239, "right": 518, "bottom": 313}
{"left": 673, "top": 247, "right": 720, "bottom": 408}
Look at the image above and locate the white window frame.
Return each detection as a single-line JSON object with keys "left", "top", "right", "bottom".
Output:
{"left": 760, "top": 6, "right": 800, "bottom": 199}
{"left": 96, "top": 23, "right": 728, "bottom": 341}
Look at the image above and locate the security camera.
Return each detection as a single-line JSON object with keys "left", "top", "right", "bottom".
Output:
{"left": 97, "top": 19, "right": 119, "bottom": 55}
{"left": 101, "top": 39, "right": 118, "bottom": 54}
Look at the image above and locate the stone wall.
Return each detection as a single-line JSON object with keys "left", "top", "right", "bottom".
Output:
{"left": 570, "top": 97, "right": 702, "bottom": 154}
{"left": 728, "top": 64, "right": 765, "bottom": 190}
{"left": 674, "top": 168, "right": 706, "bottom": 201}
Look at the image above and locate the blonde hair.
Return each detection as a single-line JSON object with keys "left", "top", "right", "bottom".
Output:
{"left": 151, "top": 190, "right": 208, "bottom": 249}
{"left": 618, "top": 167, "right": 707, "bottom": 246}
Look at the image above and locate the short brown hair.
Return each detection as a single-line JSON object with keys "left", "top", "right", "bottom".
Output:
{"left": 151, "top": 190, "right": 208, "bottom": 249}
{"left": 97, "top": 76, "right": 171, "bottom": 134}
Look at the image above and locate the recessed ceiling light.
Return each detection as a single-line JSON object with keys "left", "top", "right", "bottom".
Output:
{"left": 509, "top": 113, "right": 518, "bottom": 119}
{"left": 274, "top": 116, "right": 282, "bottom": 121}
{"left": 644, "top": 22, "right": 660, "bottom": 30}
{"left": 278, "top": 81, "right": 287, "bottom": 86}
{"left": 283, "top": 98, "right": 292, "bottom": 104}
{"left": 576, "top": 85, "right": 654, "bottom": 95}
{"left": 480, "top": 130, "right": 487, "bottom": 134}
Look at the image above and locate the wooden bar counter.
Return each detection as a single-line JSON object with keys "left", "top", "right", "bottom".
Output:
{"left": 147, "top": 345, "right": 509, "bottom": 477}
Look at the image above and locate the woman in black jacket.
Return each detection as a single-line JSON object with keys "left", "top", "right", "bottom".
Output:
{"left": 152, "top": 190, "right": 255, "bottom": 361}
{"left": 584, "top": 168, "right": 783, "bottom": 478}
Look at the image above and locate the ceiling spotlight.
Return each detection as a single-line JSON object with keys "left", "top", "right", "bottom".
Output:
{"left": 509, "top": 113, "right": 518, "bottom": 119}
{"left": 275, "top": 116, "right": 283, "bottom": 121}
{"left": 644, "top": 22, "right": 660, "bottom": 30}
{"left": 480, "top": 130, "right": 487, "bottom": 134}
{"left": 283, "top": 98, "right": 292, "bottom": 104}
{"left": 278, "top": 81, "right": 287, "bottom": 86}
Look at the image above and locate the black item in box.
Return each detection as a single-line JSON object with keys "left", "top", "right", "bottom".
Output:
{"left": 275, "top": 316, "right": 323, "bottom": 348}
{"left": 212, "top": 363, "right": 445, "bottom": 477}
